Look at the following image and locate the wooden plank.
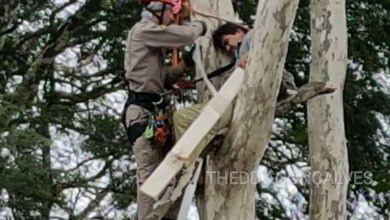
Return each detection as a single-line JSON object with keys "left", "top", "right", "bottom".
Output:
{"left": 140, "top": 153, "right": 184, "bottom": 200}
{"left": 141, "top": 67, "right": 244, "bottom": 199}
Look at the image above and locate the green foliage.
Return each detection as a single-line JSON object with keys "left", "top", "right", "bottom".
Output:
{"left": 1, "top": 0, "right": 141, "bottom": 218}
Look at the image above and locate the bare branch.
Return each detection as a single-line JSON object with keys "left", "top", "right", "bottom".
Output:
{"left": 275, "top": 82, "right": 336, "bottom": 117}
{"left": 74, "top": 186, "right": 110, "bottom": 220}
{"left": 54, "top": 80, "right": 121, "bottom": 104}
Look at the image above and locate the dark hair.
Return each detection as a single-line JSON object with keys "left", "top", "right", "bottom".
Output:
{"left": 212, "top": 23, "right": 248, "bottom": 51}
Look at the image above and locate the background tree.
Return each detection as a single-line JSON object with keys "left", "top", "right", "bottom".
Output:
{"left": 234, "top": 0, "right": 389, "bottom": 218}
{"left": 0, "top": 1, "right": 141, "bottom": 219}
{"left": 308, "top": 0, "right": 349, "bottom": 218}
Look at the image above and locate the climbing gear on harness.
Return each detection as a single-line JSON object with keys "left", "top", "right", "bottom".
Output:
{"left": 153, "top": 111, "right": 170, "bottom": 146}
{"left": 143, "top": 109, "right": 171, "bottom": 147}
{"left": 122, "top": 90, "right": 168, "bottom": 145}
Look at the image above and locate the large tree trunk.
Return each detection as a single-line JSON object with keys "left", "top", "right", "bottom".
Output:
{"left": 203, "top": 1, "right": 300, "bottom": 220}
{"left": 308, "top": 0, "right": 349, "bottom": 219}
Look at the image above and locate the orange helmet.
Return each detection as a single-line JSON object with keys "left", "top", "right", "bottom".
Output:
{"left": 160, "top": 0, "right": 181, "bottom": 14}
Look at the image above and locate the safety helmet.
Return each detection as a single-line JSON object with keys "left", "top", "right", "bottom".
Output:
{"left": 162, "top": 0, "right": 182, "bottom": 14}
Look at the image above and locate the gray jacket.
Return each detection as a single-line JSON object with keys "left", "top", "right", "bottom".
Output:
{"left": 125, "top": 21, "right": 204, "bottom": 94}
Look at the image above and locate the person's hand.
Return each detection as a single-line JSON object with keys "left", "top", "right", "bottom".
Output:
{"left": 238, "top": 54, "right": 248, "bottom": 69}
{"left": 194, "top": 20, "right": 207, "bottom": 36}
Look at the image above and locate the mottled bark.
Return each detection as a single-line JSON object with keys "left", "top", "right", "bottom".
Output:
{"left": 204, "top": 1, "right": 300, "bottom": 220}
{"left": 308, "top": 0, "right": 349, "bottom": 219}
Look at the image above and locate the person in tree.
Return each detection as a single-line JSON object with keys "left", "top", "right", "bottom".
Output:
{"left": 213, "top": 23, "right": 297, "bottom": 100}
{"left": 172, "top": 22, "right": 299, "bottom": 168}
{"left": 122, "top": 1, "right": 206, "bottom": 219}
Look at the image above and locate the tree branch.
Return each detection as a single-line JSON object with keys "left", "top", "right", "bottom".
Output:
{"left": 275, "top": 81, "right": 336, "bottom": 117}
{"left": 54, "top": 80, "right": 121, "bottom": 104}
{"left": 74, "top": 186, "right": 110, "bottom": 220}
{"left": 55, "top": 160, "right": 113, "bottom": 193}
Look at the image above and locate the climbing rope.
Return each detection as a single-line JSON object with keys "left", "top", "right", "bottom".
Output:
{"left": 193, "top": 43, "right": 218, "bottom": 97}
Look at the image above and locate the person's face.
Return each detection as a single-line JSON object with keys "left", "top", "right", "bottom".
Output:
{"left": 162, "top": 8, "right": 174, "bottom": 25}
{"left": 221, "top": 30, "right": 245, "bottom": 53}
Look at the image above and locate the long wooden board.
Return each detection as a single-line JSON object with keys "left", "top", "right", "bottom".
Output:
{"left": 141, "top": 67, "right": 245, "bottom": 199}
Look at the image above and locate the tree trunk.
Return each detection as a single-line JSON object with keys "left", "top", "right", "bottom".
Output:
{"left": 308, "top": 0, "right": 349, "bottom": 219}
{"left": 203, "top": 1, "right": 300, "bottom": 220}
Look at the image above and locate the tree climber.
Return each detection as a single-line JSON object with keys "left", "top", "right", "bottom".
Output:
{"left": 122, "top": 1, "right": 206, "bottom": 219}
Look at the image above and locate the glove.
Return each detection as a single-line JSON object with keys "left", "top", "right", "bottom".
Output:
{"left": 194, "top": 20, "right": 207, "bottom": 36}
{"left": 182, "top": 45, "right": 196, "bottom": 67}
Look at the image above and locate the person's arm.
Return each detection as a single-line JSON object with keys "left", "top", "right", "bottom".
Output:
{"left": 165, "top": 44, "right": 198, "bottom": 87}
{"left": 138, "top": 21, "right": 207, "bottom": 48}
{"left": 237, "top": 30, "right": 254, "bottom": 69}
{"left": 238, "top": 29, "right": 255, "bottom": 56}
{"left": 164, "top": 60, "right": 187, "bottom": 87}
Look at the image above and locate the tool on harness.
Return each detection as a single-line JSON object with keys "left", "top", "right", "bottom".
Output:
{"left": 122, "top": 90, "right": 168, "bottom": 145}
{"left": 144, "top": 122, "right": 154, "bottom": 139}
{"left": 143, "top": 108, "right": 170, "bottom": 147}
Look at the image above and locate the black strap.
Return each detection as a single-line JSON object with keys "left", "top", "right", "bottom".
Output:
{"left": 192, "top": 59, "right": 236, "bottom": 84}
{"left": 145, "top": 3, "right": 165, "bottom": 25}
{"left": 128, "top": 90, "right": 161, "bottom": 103}
{"left": 125, "top": 90, "right": 166, "bottom": 112}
